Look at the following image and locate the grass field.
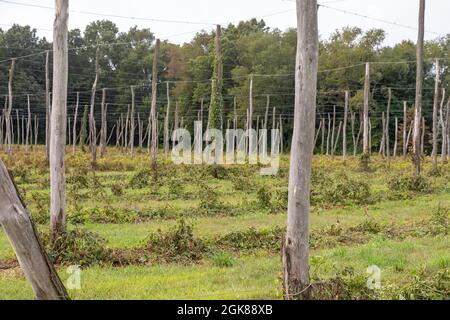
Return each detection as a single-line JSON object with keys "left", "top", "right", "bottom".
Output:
{"left": 0, "top": 147, "right": 449, "bottom": 300}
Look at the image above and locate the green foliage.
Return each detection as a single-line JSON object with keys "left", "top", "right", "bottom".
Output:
{"left": 311, "top": 172, "right": 372, "bottom": 206}
{"left": 209, "top": 252, "right": 235, "bottom": 268}
{"left": 214, "top": 227, "right": 283, "bottom": 252}
{"left": 256, "top": 186, "right": 272, "bottom": 208}
{"left": 128, "top": 168, "right": 151, "bottom": 189}
{"left": 198, "top": 185, "right": 224, "bottom": 215}
{"left": 144, "top": 219, "right": 207, "bottom": 264}
{"left": 44, "top": 229, "right": 111, "bottom": 267}
{"left": 387, "top": 174, "right": 431, "bottom": 198}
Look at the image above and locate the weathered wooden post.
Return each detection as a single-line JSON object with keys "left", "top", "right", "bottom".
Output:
{"left": 403, "top": 101, "right": 408, "bottom": 158}
{"left": 99, "top": 88, "right": 107, "bottom": 157}
{"left": 386, "top": 88, "right": 391, "bottom": 163}
{"left": 72, "top": 92, "right": 79, "bottom": 155}
{"left": 130, "top": 86, "right": 136, "bottom": 159}
{"left": 26, "top": 94, "right": 31, "bottom": 153}
{"left": 45, "top": 51, "right": 50, "bottom": 161}
{"left": 363, "top": 62, "right": 370, "bottom": 159}
{"left": 89, "top": 47, "right": 100, "bottom": 167}
{"left": 283, "top": 0, "right": 318, "bottom": 300}
{"left": 150, "top": 39, "right": 160, "bottom": 170}
{"left": 343, "top": 91, "right": 349, "bottom": 160}
{"left": 164, "top": 81, "right": 170, "bottom": 158}
{"left": 394, "top": 117, "right": 398, "bottom": 157}
{"left": 440, "top": 90, "right": 447, "bottom": 163}
{"left": 50, "top": 0, "right": 69, "bottom": 242}
{"left": 6, "top": 59, "right": 15, "bottom": 160}
{"left": 412, "top": 0, "right": 425, "bottom": 175}
{"left": 432, "top": 59, "right": 440, "bottom": 173}
{"left": 0, "top": 160, "right": 69, "bottom": 299}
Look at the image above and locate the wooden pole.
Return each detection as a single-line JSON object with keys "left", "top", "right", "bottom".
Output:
{"left": 45, "top": 51, "right": 50, "bottom": 161}
{"left": 412, "top": 0, "right": 425, "bottom": 175}
{"left": 440, "top": 89, "right": 447, "bottom": 163}
{"left": 89, "top": 47, "right": 99, "bottom": 167}
{"left": 99, "top": 88, "right": 107, "bottom": 157}
{"left": 26, "top": 95, "right": 31, "bottom": 153}
{"left": 326, "top": 113, "right": 331, "bottom": 155}
{"left": 432, "top": 59, "right": 440, "bottom": 173}
{"left": 34, "top": 115, "right": 38, "bottom": 145}
{"left": 283, "top": 0, "right": 318, "bottom": 300}
{"left": 164, "top": 81, "right": 170, "bottom": 157}
{"left": 331, "top": 105, "right": 336, "bottom": 156}
{"left": 150, "top": 39, "right": 160, "bottom": 170}
{"left": 264, "top": 95, "right": 270, "bottom": 129}
{"left": 5, "top": 58, "right": 15, "bottom": 160}
{"left": 0, "top": 160, "right": 68, "bottom": 299}
{"left": 386, "top": 88, "right": 391, "bottom": 162}
{"left": 50, "top": 0, "right": 69, "bottom": 242}
{"left": 130, "top": 86, "right": 135, "bottom": 159}
{"left": 248, "top": 74, "right": 254, "bottom": 158}
{"left": 343, "top": 91, "right": 349, "bottom": 160}
{"left": 394, "top": 117, "right": 398, "bottom": 157}
{"left": 403, "top": 101, "right": 408, "bottom": 158}
{"left": 363, "top": 62, "right": 370, "bottom": 157}
{"left": 72, "top": 92, "right": 79, "bottom": 155}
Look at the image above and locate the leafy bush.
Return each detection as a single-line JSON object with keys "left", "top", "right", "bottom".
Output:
{"left": 44, "top": 229, "right": 111, "bottom": 266}
{"left": 128, "top": 169, "right": 151, "bottom": 189}
{"left": 312, "top": 172, "right": 372, "bottom": 206}
{"left": 167, "top": 178, "right": 185, "bottom": 199}
{"left": 388, "top": 174, "right": 431, "bottom": 194}
{"left": 198, "top": 185, "right": 224, "bottom": 215}
{"left": 110, "top": 182, "right": 124, "bottom": 196}
{"left": 214, "top": 227, "right": 283, "bottom": 252}
{"left": 205, "top": 165, "right": 228, "bottom": 179}
{"left": 256, "top": 186, "right": 272, "bottom": 208}
{"left": 144, "top": 219, "right": 207, "bottom": 264}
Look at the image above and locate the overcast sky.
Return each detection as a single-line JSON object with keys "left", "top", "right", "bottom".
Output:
{"left": 0, "top": 0, "right": 449, "bottom": 46}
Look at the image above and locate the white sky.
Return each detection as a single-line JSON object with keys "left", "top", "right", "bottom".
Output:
{"left": 0, "top": 0, "right": 449, "bottom": 46}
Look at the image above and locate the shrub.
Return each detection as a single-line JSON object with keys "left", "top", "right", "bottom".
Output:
{"left": 214, "top": 227, "right": 283, "bottom": 252}
{"left": 144, "top": 219, "right": 207, "bottom": 264}
{"left": 205, "top": 165, "right": 228, "bottom": 179}
{"left": 128, "top": 169, "right": 151, "bottom": 189}
{"left": 388, "top": 174, "right": 431, "bottom": 194}
{"left": 167, "top": 178, "right": 184, "bottom": 199}
{"left": 43, "top": 229, "right": 111, "bottom": 266}
{"left": 312, "top": 173, "right": 372, "bottom": 206}
{"left": 110, "top": 182, "right": 124, "bottom": 197}
{"left": 198, "top": 185, "right": 224, "bottom": 215}
{"left": 28, "top": 192, "right": 49, "bottom": 224}
{"left": 256, "top": 186, "right": 272, "bottom": 208}
{"left": 231, "top": 176, "right": 254, "bottom": 192}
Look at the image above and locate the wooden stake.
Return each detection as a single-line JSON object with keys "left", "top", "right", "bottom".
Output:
{"left": 89, "top": 47, "right": 100, "bottom": 167}
{"left": 50, "top": 0, "right": 69, "bottom": 242}
{"left": 283, "top": 0, "right": 318, "bottom": 300}
{"left": 150, "top": 39, "right": 160, "bottom": 170}
{"left": 432, "top": 59, "right": 440, "bottom": 172}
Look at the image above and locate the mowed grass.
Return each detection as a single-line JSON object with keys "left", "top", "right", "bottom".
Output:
{"left": 0, "top": 148, "right": 449, "bottom": 299}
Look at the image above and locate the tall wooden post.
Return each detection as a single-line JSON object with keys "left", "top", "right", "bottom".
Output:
{"left": 386, "top": 88, "right": 391, "bottom": 163}
{"left": 50, "top": 0, "right": 69, "bottom": 242}
{"left": 89, "top": 47, "right": 100, "bottom": 167}
{"left": 45, "top": 51, "right": 50, "bottom": 161}
{"left": 440, "top": 89, "right": 447, "bottom": 164}
{"left": 26, "top": 94, "right": 31, "bottom": 153}
{"left": 150, "top": 39, "right": 160, "bottom": 170}
{"left": 343, "top": 91, "right": 349, "bottom": 160}
{"left": 248, "top": 74, "right": 254, "bottom": 158}
{"left": 283, "top": 0, "right": 318, "bottom": 300}
{"left": 412, "top": 0, "right": 425, "bottom": 176}
{"left": 432, "top": 59, "right": 440, "bottom": 173}
{"left": 72, "top": 92, "right": 79, "bottom": 155}
{"left": 403, "top": 101, "right": 408, "bottom": 158}
{"left": 394, "top": 117, "right": 398, "bottom": 157}
{"left": 164, "top": 81, "right": 170, "bottom": 157}
{"left": 99, "top": 88, "right": 107, "bottom": 157}
{"left": 130, "top": 86, "right": 135, "bottom": 159}
{"left": 363, "top": 62, "right": 370, "bottom": 157}
{"left": 6, "top": 59, "right": 15, "bottom": 160}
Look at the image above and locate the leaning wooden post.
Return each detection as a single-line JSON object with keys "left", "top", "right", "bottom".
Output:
{"left": 264, "top": 95, "right": 270, "bottom": 129}
{"left": 431, "top": 59, "right": 440, "bottom": 173}
{"left": 420, "top": 117, "right": 425, "bottom": 156}
{"left": 343, "top": 90, "right": 349, "bottom": 160}
{"left": 412, "top": 0, "right": 425, "bottom": 176}
{"left": 248, "top": 74, "right": 254, "bottom": 158}
{"left": 72, "top": 92, "right": 79, "bottom": 155}
{"left": 150, "top": 39, "right": 160, "bottom": 170}
{"left": 0, "top": 160, "right": 69, "bottom": 299}
{"left": 34, "top": 115, "right": 38, "bottom": 145}
{"left": 363, "top": 62, "right": 370, "bottom": 159}
{"left": 49, "top": 0, "right": 69, "bottom": 242}
{"left": 283, "top": 0, "right": 318, "bottom": 300}
{"left": 89, "top": 47, "right": 100, "bottom": 167}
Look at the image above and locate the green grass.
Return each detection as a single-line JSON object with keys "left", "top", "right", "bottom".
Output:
{"left": 0, "top": 148, "right": 448, "bottom": 299}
